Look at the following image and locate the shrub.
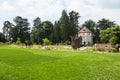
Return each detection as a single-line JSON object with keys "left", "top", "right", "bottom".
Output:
{"left": 42, "top": 38, "right": 51, "bottom": 46}
{"left": 108, "top": 48, "right": 118, "bottom": 53}
{"left": 16, "top": 38, "right": 21, "bottom": 45}
{"left": 64, "top": 41, "right": 71, "bottom": 45}
{"left": 93, "top": 48, "right": 96, "bottom": 51}
{"left": 0, "top": 42, "right": 4, "bottom": 46}
{"left": 97, "top": 48, "right": 105, "bottom": 51}
{"left": 5, "top": 41, "right": 11, "bottom": 45}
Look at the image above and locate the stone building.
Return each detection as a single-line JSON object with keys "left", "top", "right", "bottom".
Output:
{"left": 78, "top": 26, "right": 93, "bottom": 45}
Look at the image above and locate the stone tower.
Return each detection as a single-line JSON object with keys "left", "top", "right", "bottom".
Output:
{"left": 78, "top": 26, "right": 93, "bottom": 45}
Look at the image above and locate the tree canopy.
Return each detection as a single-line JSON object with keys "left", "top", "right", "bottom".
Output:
{"left": 100, "top": 26, "right": 120, "bottom": 44}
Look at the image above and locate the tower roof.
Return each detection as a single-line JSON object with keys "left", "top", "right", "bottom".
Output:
{"left": 78, "top": 26, "right": 92, "bottom": 33}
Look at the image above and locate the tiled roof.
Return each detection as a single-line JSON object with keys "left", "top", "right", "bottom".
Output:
{"left": 78, "top": 26, "right": 92, "bottom": 33}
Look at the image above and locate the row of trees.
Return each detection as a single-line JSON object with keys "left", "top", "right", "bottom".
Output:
{"left": 1, "top": 10, "right": 80, "bottom": 44}
{"left": 0, "top": 10, "right": 120, "bottom": 44}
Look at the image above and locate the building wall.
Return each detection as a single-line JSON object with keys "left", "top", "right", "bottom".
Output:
{"left": 78, "top": 32, "right": 93, "bottom": 45}
{"left": 82, "top": 35, "right": 93, "bottom": 45}
{"left": 94, "top": 43, "right": 113, "bottom": 51}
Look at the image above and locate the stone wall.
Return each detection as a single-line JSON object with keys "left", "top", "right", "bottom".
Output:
{"left": 94, "top": 43, "right": 113, "bottom": 51}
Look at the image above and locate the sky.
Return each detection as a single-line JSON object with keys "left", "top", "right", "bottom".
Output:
{"left": 0, "top": 0, "right": 120, "bottom": 32}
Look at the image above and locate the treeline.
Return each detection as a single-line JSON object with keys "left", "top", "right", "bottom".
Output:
{"left": 0, "top": 10, "right": 120, "bottom": 44}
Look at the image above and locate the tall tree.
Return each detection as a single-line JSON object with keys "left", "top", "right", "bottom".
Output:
{"left": 83, "top": 19, "right": 96, "bottom": 32}
{"left": 3, "top": 21, "right": 12, "bottom": 41}
{"left": 59, "top": 10, "right": 70, "bottom": 42}
{"left": 31, "top": 17, "right": 44, "bottom": 44}
{"left": 97, "top": 18, "right": 116, "bottom": 30}
{"left": 69, "top": 10, "right": 80, "bottom": 36}
{"left": 42, "top": 21, "right": 53, "bottom": 39}
{"left": 10, "top": 16, "right": 30, "bottom": 43}
{"left": 51, "top": 21, "right": 61, "bottom": 43}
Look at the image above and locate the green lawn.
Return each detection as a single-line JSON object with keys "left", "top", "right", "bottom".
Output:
{"left": 0, "top": 45, "right": 120, "bottom": 80}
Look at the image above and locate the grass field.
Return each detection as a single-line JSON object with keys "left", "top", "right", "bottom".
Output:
{"left": 0, "top": 45, "right": 120, "bottom": 80}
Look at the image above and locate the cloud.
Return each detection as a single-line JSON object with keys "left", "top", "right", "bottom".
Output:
{"left": 85, "top": 0, "right": 120, "bottom": 9}
{"left": 0, "top": 0, "right": 120, "bottom": 32}
{"left": 0, "top": 1, "right": 15, "bottom": 12}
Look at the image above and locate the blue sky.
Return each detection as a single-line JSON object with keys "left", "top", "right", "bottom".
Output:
{"left": 0, "top": 0, "right": 120, "bottom": 32}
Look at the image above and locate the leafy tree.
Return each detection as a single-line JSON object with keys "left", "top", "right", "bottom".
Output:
{"left": 42, "top": 21, "right": 53, "bottom": 39}
{"left": 83, "top": 19, "right": 96, "bottom": 32}
{"left": 109, "top": 36, "right": 118, "bottom": 44}
{"left": 51, "top": 21, "right": 61, "bottom": 43}
{"left": 31, "top": 17, "right": 53, "bottom": 44}
{"left": 69, "top": 10, "right": 80, "bottom": 36}
{"left": 100, "top": 26, "right": 120, "bottom": 44}
{"left": 97, "top": 18, "right": 116, "bottom": 30}
{"left": 50, "top": 10, "right": 80, "bottom": 44}
{"left": 31, "top": 17, "right": 44, "bottom": 44}
{"left": 3, "top": 21, "right": 12, "bottom": 41}
{"left": 94, "top": 18, "right": 116, "bottom": 43}
{"left": 59, "top": 10, "right": 70, "bottom": 43}
{"left": 10, "top": 16, "right": 30, "bottom": 43}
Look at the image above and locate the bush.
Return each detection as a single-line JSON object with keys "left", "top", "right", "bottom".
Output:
{"left": 0, "top": 42, "right": 4, "bottom": 46}
{"left": 93, "top": 48, "right": 96, "bottom": 51}
{"left": 97, "top": 48, "right": 105, "bottom": 51}
{"left": 42, "top": 38, "right": 51, "bottom": 46}
{"left": 16, "top": 38, "right": 21, "bottom": 45}
{"left": 64, "top": 41, "right": 71, "bottom": 45}
{"left": 5, "top": 41, "right": 11, "bottom": 45}
{"left": 108, "top": 48, "right": 118, "bottom": 53}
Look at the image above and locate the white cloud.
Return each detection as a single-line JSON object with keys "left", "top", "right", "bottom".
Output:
{"left": 0, "top": 1, "right": 15, "bottom": 12}
{"left": 17, "top": 0, "right": 33, "bottom": 7}
{"left": 85, "top": 0, "right": 120, "bottom": 9}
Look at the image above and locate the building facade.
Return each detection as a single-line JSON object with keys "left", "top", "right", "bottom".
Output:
{"left": 78, "top": 26, "right": 93, "bottom": 45}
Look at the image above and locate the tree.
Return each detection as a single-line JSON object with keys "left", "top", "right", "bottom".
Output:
{"left": 100, "top": 26, "right": 120, "bottom": 44}
{"left": 42, "top": 21, "right": 53, "bottom": 39}
{"left": 0, "top": 32, "right": 6, "bottom": 42}
{"left": 94, "top": 18, "right": 116, "bottom": 43}
{"left": 31, "top": 17, "right": 44, "bottom": 44}
{"left": 97, "top": 18, "right": 116, "bottom": 30}
{"left": 83, "top": 19, "right": 96, "bottom": 32}
{"left": 69, "top": 10, "right": 80, "bottom": 36}
{"left": 3, "top": 21, "right": 12, "bottom": 41}
{"left": 50, "top": 21, "right": 61, "bottom": 43}
{"left": 50, "top": 10, "right": 80, "bottom": 44}
{"left": 10, "top": 16, "right": 30, "bottom": 43}
{"left": 59, "top": 10, "right": 70, "bottom": 43}
{"left": 109, "top": 36, "right": 118, "bottom": 44}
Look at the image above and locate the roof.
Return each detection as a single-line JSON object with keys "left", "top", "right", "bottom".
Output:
{"left": 78, "top": 26, "right": 92, "bottom": 33}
